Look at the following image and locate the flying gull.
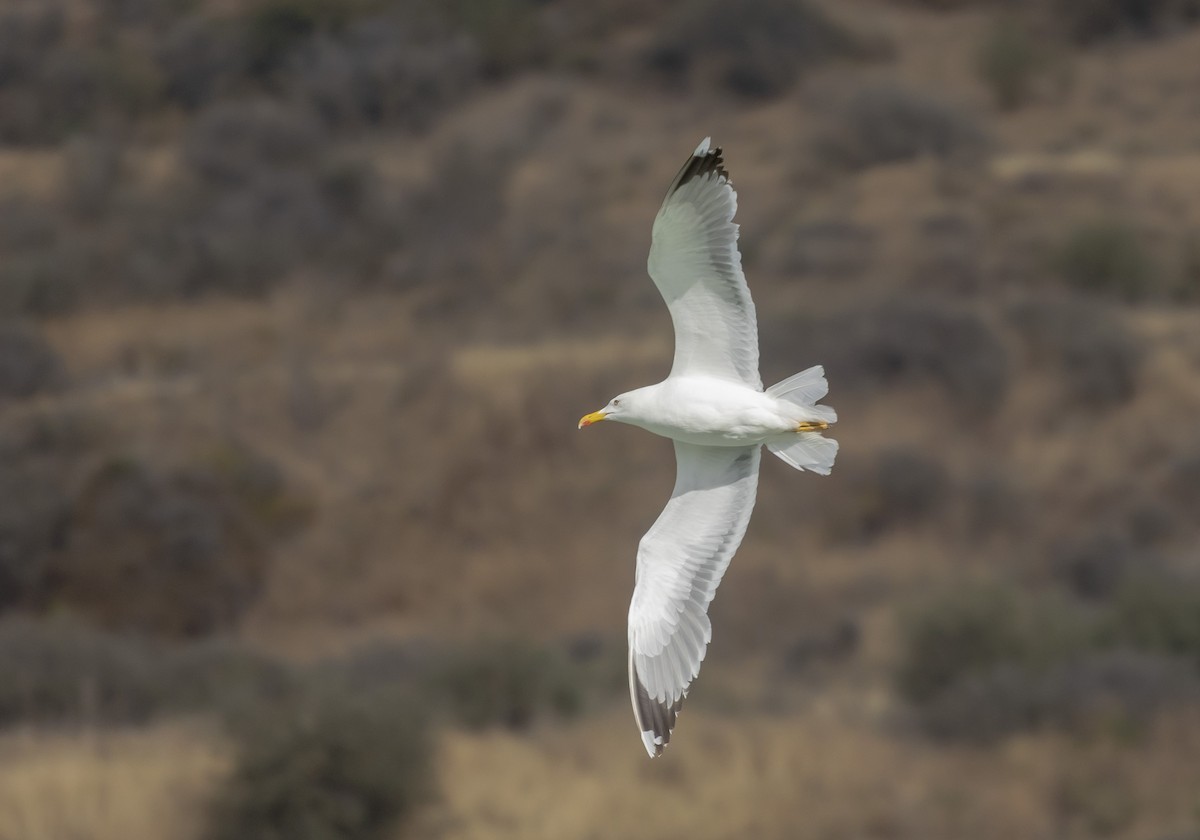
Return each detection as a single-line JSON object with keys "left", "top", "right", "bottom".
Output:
{"left": 578, "top": 138, "right": 838, "bottom": 757}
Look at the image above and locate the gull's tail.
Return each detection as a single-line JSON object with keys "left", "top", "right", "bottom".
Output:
{"left": 766, "top": 365, "right": 838, "bottom": 475}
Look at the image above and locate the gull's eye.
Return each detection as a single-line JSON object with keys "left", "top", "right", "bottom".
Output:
{"left": 612, "top": 398, "right": 621, "bottom": 407}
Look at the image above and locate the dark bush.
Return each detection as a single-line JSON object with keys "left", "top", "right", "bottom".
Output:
{"left": 0, "top": 322, "right": 63, "bottom": 403}
{"left": 1051, "top": 0, "right": 1200, "bottom": 44}
{"left": 963, "top": 471, "right": 1028, "bottom": 539}
{"left": 829, "top": 301, "right": 1011, "bottom": 414}
{"left": 317, "top": 640, "right": 432, "bottom": 696}
{"left": 447, "top": 0, "right": 546, "bottom": 77}
{"left": 896, "top": 584, "right": 1027, "bottom": 704}
{"left": 0, "top": 466, "right": 67, "bottom": 610}
{"left": 44, "top": 445, "right": 309, "bottom": 637}
{"left": 1055, "top": 534, "right": 1142, "bottom": 599}
{"left": 648, "top": 0, "right": 870, "bottom": 98}
{"left": 284, "top": 19, "right": 480, "bottom": 131}
{"left": 0, "top": 407, "right": 105, "bottom": 609}
{"left": 183, "top": 98, "right": 326, "bottom": 187}
{"left": 156, "top": 16, "right": 247, "bottom": 110}
{"left": 815, "top": 84, "right": 989, "bottom": 170}
{"left": 0, "top": 4, "right": 73, "bottom": 143}
{"left": 428, "top": 638, "right": 582, "bottom": 729}
{"left": 897, "top": 584, "right": 1100, "bottom": 703}
{"left": 243, "top": 0, "right": 350, "bottom": 78}
{"left": 920, "top": 650, "right": 1200, "bottom": 743}
{"left": 1009, "top": 298, "right": 1141, "bottom": 408}
{"left": 780, "top": 219, "right": 877, "bottom": 279}
{"left": 62, "top": 134, "right": 122, "bottom": 219}
{"left": 207, "top": 689, "right": 433, "bottom": 840}
{"left": 976, "top": 17, "right": 1046, "bottom": 110}
{"left": 172, "top": 171, "right": 335, "bottom": 297}
{"left": 1103, "top": 577, "right": 1200, "bottom": 660}
{"left": 1052, "top": 220, "right": 1160, "bottom": 300}
{"left": 0, "top": 618, "right": 159, "bottom": 727}
{"left": 1162, "top": 450, "right": 1200, "bottom": 510}
{"left": 825, "top": 448, "right": 949, "bottom": 542}
{"left": 0, "top": 3, "right": 66, "bottom": 83}
{"left": 156, "top": 639, "right": 299, "bottom": 718}
{"left": 0, "top": 616, "right": 310, "bottom": 730}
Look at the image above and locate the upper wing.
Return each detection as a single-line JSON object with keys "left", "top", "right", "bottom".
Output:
{"left": 628, "top": 441, "right": 761, "bottom": 757}
{"left": 647, "top": 138, "right": 761, "bottom": 389}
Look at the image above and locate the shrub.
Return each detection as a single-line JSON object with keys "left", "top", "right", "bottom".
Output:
{"left": 920, "top": 650, "right": 1200, "bottom": 743}
{"left": 183, "top": 98, "right": 326, "bottom": 187}
{"left": 648, "top": 0, "right": 870, "bottom": 99}
{"left": 780, "top": 219, "right": 877, "bottom": 279}
{"left": 824, "top": 448, "right": 949, "bottom": 542}
{"left": 815, "top": 84, "right": 989, "bottom": 170}
{"left": 0, "top": 4, "right": 72, "bottom": 143}
{"left": 156, "top": 639, "right": 299, "bottom": 718}
{"left": 45, "top": 445, "right": 310, "bottom": 637}
{"left": 0, "top": 407, "right": 98, "bottom": 611}
{"left": 284, "top": 18, "right": 480, "bottom": 131}
{"left": 206, "top": 689, "right": 433, "bottom": 840}
{"left": 1103, "top": 577, "right": 1200, "bottom": 659}
{"left": 427, "top": 638, "right": 582, "bottom": 729}
{"left": 0, "top": 618, "right": 160, "bottom": 727}
{"left": 897, "top": 584, "right": 1100, "bottom": 701}
{"left": 200, "top": 440, "right": 314, "bottom": 537}
{"left": 0, "top": 322, "right": 64, "bottom": 403}
{"left": 1009, "top": 298, "right": 1141, "bottom": 408}
{"left": 156, "top": 16, "right": 247, "bottom": 110}
{"left": 243, "top": 0, "right": 361, "bottom": 78}
{"left": 1052, "top": 220, "right": 1160, "bottom": 300}
{"left": 844, "top": 301, "right": 1011, "bottom": 414}
{"left": 963, "top": 471, "right": 1027, "bottom": 539}
{"left": 896, "top": 584, "right": 1028, "bottom": 704}
{"left": 0, "top": 464, "right": 67, "bottom": 610}
{"left": 1050, "top": 0, "right": 1200, "bottom": 44}
{"left": 1055, "top": 533, "right": 1141, "bottom": 599}
{"left": 0, "top": 617, "right": 306, "bottom": 730}
{"left": 62, "top": 134, "right": 123, "bottom": 219}
{"left": 1162, "top": 450, "right": 1200, "bottom": 510}
{"left": 976, "top": 17, "right": 1046, "bottom": 110}
{"left": 446, "top": 0, "right": 545, "bottom": 77}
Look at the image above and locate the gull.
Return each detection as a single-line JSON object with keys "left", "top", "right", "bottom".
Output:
{"left": 578, "top": 138, "right": 838, "bottom": 757}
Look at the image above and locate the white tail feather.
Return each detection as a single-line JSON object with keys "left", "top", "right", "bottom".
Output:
{"left": 766, "top": 365, "right": 838, "bottom": 474}
{"left": 768, "top": 433, "right": 838, "bottom": 474}
{"left": 766, "top": 365, "right": 828, "bottom": 404}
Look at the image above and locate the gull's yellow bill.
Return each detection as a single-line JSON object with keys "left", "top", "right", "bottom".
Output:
{"left": 578, "top": 410, "right": 607, "bottom": 429}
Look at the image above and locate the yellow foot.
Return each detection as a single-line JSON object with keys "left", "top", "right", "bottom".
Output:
{"left": 796, "top": 420, "right": 829, "bottom": 432}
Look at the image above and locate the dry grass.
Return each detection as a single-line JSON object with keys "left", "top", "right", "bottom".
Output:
{"left": 430, "top": 704, "right": 1200, "bottom": 840}
{"left": 0, "top": 723, "right": 230, "bottom": 840}
{"left": 0, "top": 703, "right": 1197, "bottom": 840}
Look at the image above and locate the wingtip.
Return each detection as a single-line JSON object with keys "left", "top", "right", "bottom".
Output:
{"left": 668, "top": 138, "right": 729, "bottom": 198}
{"left": 640, "top": 729, "right": 665, "bottom": 758}
{"left": 630, "top": 651, "right": 682, "bottom": 758}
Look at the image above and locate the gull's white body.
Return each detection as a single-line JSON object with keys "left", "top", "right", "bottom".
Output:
{"left": 579, "top": 138, "right": 838, "bottom": 757}
{"left": 611, "top": 376, "right": 830, "bottom": 447}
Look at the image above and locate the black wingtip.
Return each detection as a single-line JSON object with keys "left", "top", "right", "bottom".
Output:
{"left": 664, "top": 137, "right": 731, "bottom": 201}
{"left": 630, "top": 653, "right": 684, "bottom": 758}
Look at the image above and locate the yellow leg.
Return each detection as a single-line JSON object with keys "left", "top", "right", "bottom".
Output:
{"left": 796, "top": 420, "right": 829, "bottom": 432}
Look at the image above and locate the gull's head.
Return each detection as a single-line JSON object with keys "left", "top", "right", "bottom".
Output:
{"left": 578, "top": 393, "right": 633, "bottom": 429}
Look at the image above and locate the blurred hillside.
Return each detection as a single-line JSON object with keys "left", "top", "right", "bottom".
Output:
{"left": 4, "top": 0, "right": 1200, "bottom": 838}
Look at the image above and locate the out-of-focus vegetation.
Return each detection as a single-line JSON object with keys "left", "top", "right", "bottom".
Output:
{"left": 3, "top": 0, "right": 1200, "bottom": 837}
